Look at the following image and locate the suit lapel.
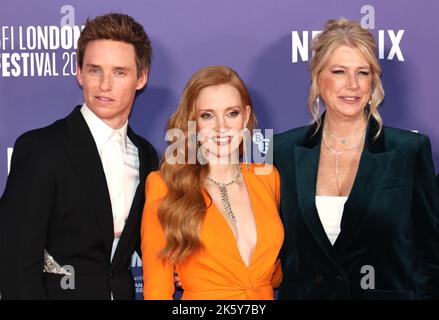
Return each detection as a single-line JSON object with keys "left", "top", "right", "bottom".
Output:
{"left": 64, "top": 106, "right": 114, "bottom": 261}
{"left": 294, "top": 145, "right": 342, "bottom": 266}
{"left": 128, "top": 127, "right": 149, "bottom": 188}
{"left": 333, "top": 119, "right": 394, "bottom": 253}
{"left": 293, "top": 122, "right": 342, "bottom": 267}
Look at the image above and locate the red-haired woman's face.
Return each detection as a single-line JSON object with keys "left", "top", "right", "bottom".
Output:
{"left": 196, "top": 84, "right": 250, "bottom": 163}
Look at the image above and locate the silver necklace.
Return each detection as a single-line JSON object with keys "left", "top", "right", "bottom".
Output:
{"left": 207, "top": 168, "right": 241, "bottom": 223}
{"left": 322, "top": 128, "right": 365, "bottom": 194}
{"left": 325, "top": 126, "right": 366, "bottom": 144}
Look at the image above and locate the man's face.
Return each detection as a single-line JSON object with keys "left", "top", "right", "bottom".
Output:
{"left": 76, "top": 39, "right": 147, "bottom": 129}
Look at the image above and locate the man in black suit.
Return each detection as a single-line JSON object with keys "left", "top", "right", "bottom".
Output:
{"left": 0, "top": 13, "right": 158, "bottom": 299}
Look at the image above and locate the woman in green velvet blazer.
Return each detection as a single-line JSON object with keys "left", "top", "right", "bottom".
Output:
{"left": 273, "top": 19, "right": 439, "bottom": 299}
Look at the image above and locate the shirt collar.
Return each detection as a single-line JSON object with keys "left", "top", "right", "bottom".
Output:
{"left": 80, "top": 103, "right": 128, "bottom": 153}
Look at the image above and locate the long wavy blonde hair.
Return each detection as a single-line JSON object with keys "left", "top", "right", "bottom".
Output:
{"left": 158, "top": 66, "right": 257, "bottom": 264}
{"left": 309, "top": 18, "right": 385, "bottom": 138}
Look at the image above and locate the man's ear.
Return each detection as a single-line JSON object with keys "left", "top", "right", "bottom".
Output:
{"left": 136, "top": 69, "right": 148, "bottom": 90}
{"left": 76, "top": 64, "right": 83, "bottom": 86}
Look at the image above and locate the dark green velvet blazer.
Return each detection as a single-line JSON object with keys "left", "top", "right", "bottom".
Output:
{"left": 273, "top": 117, "right": 439, "bottom": 299}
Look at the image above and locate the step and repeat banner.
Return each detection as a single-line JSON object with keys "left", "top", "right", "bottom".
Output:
{"left": 1, "top": 0, "right": 438, "bottom": 299}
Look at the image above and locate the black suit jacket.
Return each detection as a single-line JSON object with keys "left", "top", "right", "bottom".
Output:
{"left": 273, "top": 117, "right": 439, "bottom": 299}
{"left": 0, "top": 106, "right": 158, "bottom": 299}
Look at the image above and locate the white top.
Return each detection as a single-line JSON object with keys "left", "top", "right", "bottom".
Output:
{"left": 80, "top": 104, "right": 139, "bottom": 262}
{"left": 315, "top": 196, "right": 348, "bottom": 245}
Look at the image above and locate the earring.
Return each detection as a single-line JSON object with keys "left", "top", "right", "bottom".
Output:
{"left": 363, "top": 99, "right": 372, "bottom": 113}
{"left": 243, "top": 128, "right": 251, "bottom": 171}
{"left": 243, "top": 140, "right": 250, "bottom": 171}
{"left": 196, "top": 138, "right": 208, "bottom": 165}
{"left": 316, "top": 95, "right": 321, "bottom": 112}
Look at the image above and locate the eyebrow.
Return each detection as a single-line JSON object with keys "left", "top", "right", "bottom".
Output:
{"left": 84, "top": 64, "right": 100, "bottom": 69}
{"left": 84, "top": 64, "right": 130, "bottom": 71}
{"left": 197, "top": 106, "right": 243, "bottom": 112}
{"left": 330, "top": 64, "right": 371, "bottom": 70}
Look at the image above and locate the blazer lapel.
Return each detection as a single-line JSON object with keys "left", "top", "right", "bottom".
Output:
{"left": 127, "top": 127, "right": 150, "bottom": 190}
{"left": 333, "top": 119, "right": 394, "bottom": 253}
{"left": 64, "top": 106, "right": 114, "bottom": 260}
{"left": 294, "top": 123, "right": 342, "bottom": 268}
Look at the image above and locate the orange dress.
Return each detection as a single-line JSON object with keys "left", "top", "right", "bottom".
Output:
{"left": 141, "top": 163, "right": 284, "bottom": 300}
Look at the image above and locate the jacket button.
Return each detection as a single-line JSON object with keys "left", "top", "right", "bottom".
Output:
{"left": 314, "top": 275, "right": 324, "bottom": 284}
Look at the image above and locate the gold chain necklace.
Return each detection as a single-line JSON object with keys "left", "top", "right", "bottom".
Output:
{"left": 207, "top": 168, "right": 241, "bottom": 223}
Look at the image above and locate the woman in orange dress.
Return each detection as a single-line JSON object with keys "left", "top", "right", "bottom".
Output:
{"left": 141, "top": 66, "right": 284, "bottom": 300}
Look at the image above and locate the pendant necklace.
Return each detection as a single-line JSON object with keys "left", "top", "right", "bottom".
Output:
{"left": 207, "top": 168, "right": 241, "bottom": 223}
{"left": 325, "top": 126, "right": 366, "bottom": 145}
{"left": 322, "top": 127, "right": 366, "bottom": 195}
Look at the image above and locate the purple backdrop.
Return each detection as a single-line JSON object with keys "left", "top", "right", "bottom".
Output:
{"left": 1, "top": 0, "right": 438, "bottom": 299}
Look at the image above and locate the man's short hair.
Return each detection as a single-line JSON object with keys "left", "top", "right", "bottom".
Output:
{"left": 77, "top": 13, "right": 152, "bottom": 77}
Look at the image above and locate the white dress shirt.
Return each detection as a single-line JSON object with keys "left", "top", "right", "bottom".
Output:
{"left": 315, "top": 196, "right": 348, "bottom": 245}
{"left": 80, "top": 104, "right": 139, "bottom": 262}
